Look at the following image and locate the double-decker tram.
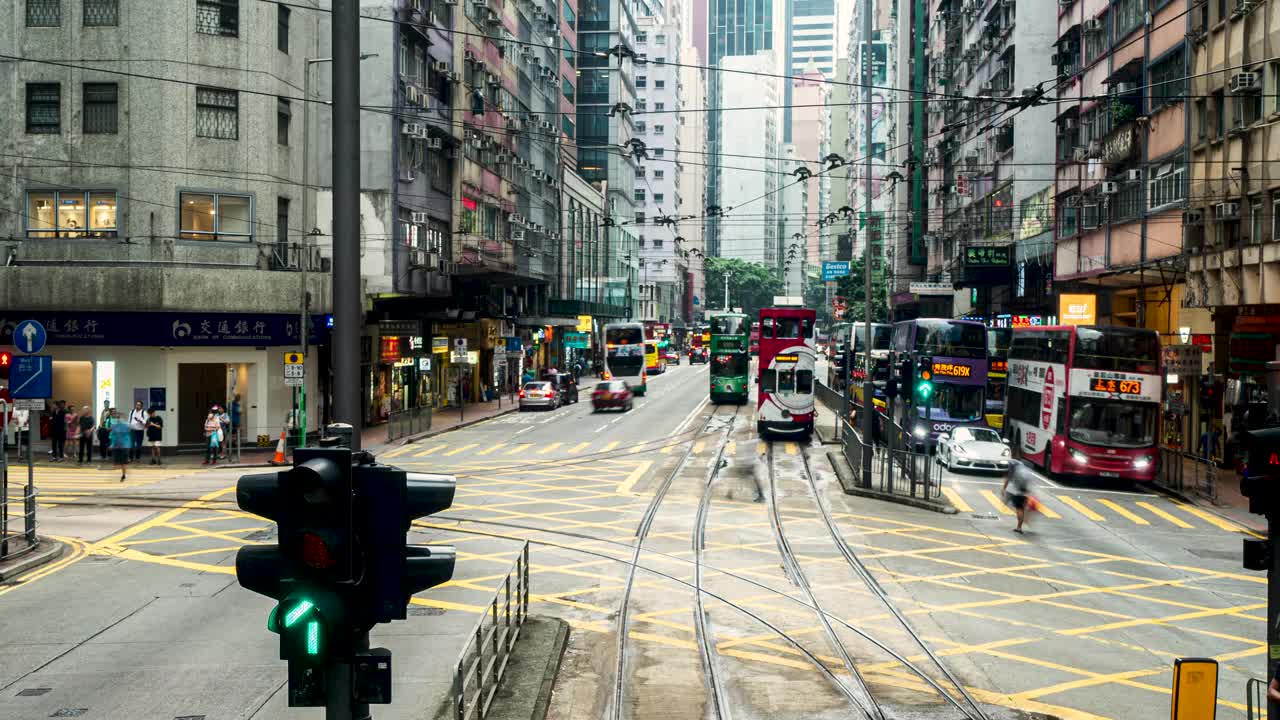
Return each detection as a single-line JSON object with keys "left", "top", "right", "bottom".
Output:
{"left": 891, "top": 318, "right": 990, "bottom": 451}
{"left": 708, "top": 311, "right": 751, "bottom": 404}
{"left": 749, "top": 322, "right": 761, "bottom": 355}
{"left": 604, "top": 321, "right": 648, "bottom": 396}
{"left": 756, "top": 304, "right": 817, "bottom": 437}
{"left": 986, "top": 327, "right": 1011, "bottom": 430}
{"left": 1006, "top": 325, "right": 1161, "bottom": 481}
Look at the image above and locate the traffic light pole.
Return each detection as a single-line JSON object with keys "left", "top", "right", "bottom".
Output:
{"left": 1269, "top": 513, "right": 1279, "bottom": 720}
{"left": 858, "top": 0, "right": 875, "bottom": 484}
{"left": 332, "top": 0, "right": 363, "bottom": 449}
{"left": 327, "top": 631, "right": 371, "bottom": 720}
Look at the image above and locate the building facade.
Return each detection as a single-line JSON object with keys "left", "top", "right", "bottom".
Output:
{"left": 717, "top": 52, "right": 781, "bottom": 266}
{"left": 677, "top": 45, "right": 708, "bottom": 321}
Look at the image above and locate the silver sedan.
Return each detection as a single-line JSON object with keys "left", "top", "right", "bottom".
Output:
{"left": 519, "top": 381, "right": 560, "bottom": 411}
{"left": 937, "top": 426, "right": 1011, "bottom": 473}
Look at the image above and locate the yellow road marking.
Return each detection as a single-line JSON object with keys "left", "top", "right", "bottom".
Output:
{"left": 1173, "top": 501, "right": 1251, "bottom": 534}
{"left": 601, "top": 441, "right": 620, "bottom": 453}
{"left": 1136, "top": 501, "right": 1193, "bottom": 529}
{"left": 568, "top": 442, "right": 590, "bottom": 454}
{"left": 444, "top": 443, "right": 480, "bottom": 457}
{"left": 942, "top": 487, "right": 973, "bottom": 512}
{"left": 1032, "top": 497, "right": 1061, "bottom": 519}
{"left": 1057, "top": 495, "right": 1105, "bottom": 521}
{"left": 414, "top": 444, "right": 447, "bottom": 457}
{"left": 505, "top": 443, "right": 533, "bottom": 456}
{"left": 1097, "top": 498, "right": 1149, "bottom": 525}
{"left": 726, "top": 441, "right": 736, "bottom": 455}
{"left": 757, "top": 441, "right": 767, "bottom": 455}
{"left": 980, "top": 489, "right": 1014, "bottom": 515}
{"left": 380, "top": 444, "right": 416, "bottom": 459}
{"left": 693, "top": 440, "right": 706, "bottom": 454}
{"left": 477, "top": 444, "right": 505, "bottom": 456}
{"left": 661, "top": 444, "right": 676, "bottom": 455}
{"left": 616, "top": 461, "right": 653, "bottom": 496}
{"left": 785, "top": 442, "right": 798, "bottom": 455}
{"left": 536, "top": 443, "right": 562, "bottom": 455}
{"left": 0, "top": 536, "right": 87, "bottom": 597}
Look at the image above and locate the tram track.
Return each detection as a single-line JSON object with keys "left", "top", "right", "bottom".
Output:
{"left": 691, "top": 410, "right": 737, "bottom": 720}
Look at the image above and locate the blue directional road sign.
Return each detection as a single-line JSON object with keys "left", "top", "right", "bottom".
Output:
{"left": 10, "top": 355, "right": 52, "bottom": 399}
{"left": 13, "top": 319, "right": 47, "bottom": 355}
{"left": 821, "top": 261, "right": 851, "bottom": 282}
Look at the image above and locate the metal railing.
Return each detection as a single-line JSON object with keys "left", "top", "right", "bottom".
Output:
{"left": 1157, "top": 447, "right": 1218, "bottom": 502}
{"left": 387, "top": 406, "right": 432, "bottom": 443}
{"left": 452, "top": 542, "right": 530, "bottom": 720}
{"left": 840, "top": 418, "right": 941, "bottom": 501}
{"left": 1246, "top": 677, "right": 1266, "bottom": 720}
{"left": 1, "top": 419, "right": 38, "bottom": 559}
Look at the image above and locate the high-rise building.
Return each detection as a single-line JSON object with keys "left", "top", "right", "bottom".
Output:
{"left": 779, "top": 144, "right": 810, "bottom": 293}
{"left": 718, "top": 52, "right": 781, "bottom": 265}
{"left": 678, "top": 47, "right": 708, "bottom": 321}
{"left": 706, "top": 0, "right": 774, "bottom": 256}
{"left": 787, "top": 0, "right": 836, "bottom": 77}
{"left": 791, "top": 72, "right": 830, "bottom": 271}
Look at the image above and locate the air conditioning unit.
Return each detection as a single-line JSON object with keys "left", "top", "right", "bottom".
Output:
{"left": 448, "top": 71, "right": 461, "bottom": 83}
{"left": 509, "top": 212, "right": 525, "bottom": 224}
{"left": 1230, "top": 72, "right": 1261, "bottom": 94}
{"left": 539, "top": 120, "right": 552, "bottom": 130}
{"left": 495, "top": 152, "right": 509, "bottom": 163}
{"left": 1124, "top": 169, "right": 1142, "bottom": 181}
{"left": 485, "top": 9, "right": 500, "bottom": 24}
{"left": 1184, "top": 210, "right": 1204, "bottom": 226}
{"left": 405, "top": 85, "right": 420, "bottom": 104}
{"left": 464, "top": 50, "right": 477, "bottom": 64}
{"left": 427, "top": 137, "right": 443, "bottom": 150}
{"left": 411, "top": 211, "right": 429, "bottom": 223}
{"left": 398, "top": 168, "right": 416, "bottom": 182}
{"left": 1100, "top": 181, "right": 1119, "bottom": 195}
{"left": 1113, "top": 81, "right": 1137, "bottom": 94}
{"left": 1084, "top": 17, "right": 1104, "bottom": 31}
{"left": 1214, "top": 202, "right": 1241, "bottom": 220}
{"left": 486, "top": 73, "right": 500, "bottom": 86}
{"left": 1061, "top": 117, "right": 1078, "bottom": 131}
{"left": 432, "top": 60, "right": 450, "bottom": 73}
{"left": 512, "top": 229, "right": 526, "bottom": 241}
{"left": 402, "top": 122, "right": 425, "bottom": 136}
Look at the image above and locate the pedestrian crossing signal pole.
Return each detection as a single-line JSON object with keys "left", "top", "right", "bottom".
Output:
{"left": 1240, "top": 426, "right": 1280, "bottom": 718}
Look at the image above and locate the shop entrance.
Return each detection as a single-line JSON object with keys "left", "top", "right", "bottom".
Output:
{"left": 179, "top": 363, "right": 226, "bottom": 444}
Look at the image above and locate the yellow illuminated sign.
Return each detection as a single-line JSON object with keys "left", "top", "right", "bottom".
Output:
{"left": 1170, "top": 658, "right": 1217, "bottom": 720}
{"left": 774, "top": 354, "right": 799, "bottom": 362}
{"left": 576, "top": 315, "right": 593, "bottom": 332}
{"left": 1059, "top": 293, "right": 1097, "bottom": 326}
{"left": 931, "top": 362, "right": 973, "bottom": 378}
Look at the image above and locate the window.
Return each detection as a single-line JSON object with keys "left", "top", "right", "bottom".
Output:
{"left": 1081, "top": 200, "right": 1101, "bottom": 229}
{"left": 655, "top": 33, "right": 666, "bottom": 44}
{"left": 1059, "top": 197, "right": 1079, "bottom": 236}
{"left": 83, "top": 0, "right": 118, "bottom": 26}
{"left": 26, "top": 0, "right": 60, "bottom": 26}
{"left": 562, "top": 76, "right": 575, "bottom": 103}
{"left": 1234, "top": 88, "right": 1262, "bottom": 128}
{"left": 1148, "top": 157, "right": 1186, "bottom": 210}
{"left": 277, "top": 98, "right": 291, "bottom": 145}
{"left": 1149, "top": 46, "right": 1186, "bottom": 110}
{"left": 654, "top": 79, "right": 665, "bottom": 89}
{"left": 654, "top": 57, "right": 665, "bottom": 64}
{"left": 1212, "top": 90, "right": 1225, "bottom": 138}
{"left": 196, "top": 0, "right": 239, "bottom": 36}
{"left": 638, "top": 235, "right": 645, "bottom": 247}
{"left": 1113, "top": 0, "right": 1142, "bottom": 37}
{"left": 635, "top": 212, "right": 645, "bottom": 225}
{"left": 653, "top": 169, "right": 664, "bottom": 179}
{"left": 636, "top": 32, "right": 647, "bottom": 43}
{"left": 652, "top": 237, "right": 663, "bottom": 247}
{"left": 636, "top": 75, "right": 647, "bottom": 88}
{"left": 277, "top": 3, "right": 290, "bottom": 53}
{"left": 1113, "top": 174, "right": 1142, "bottom": 222}
{"left": 654, "top": 193, "right": 664, "bottom": 203}
{"left": 1084, "top": 14, "right": 1109, "bottom": 60}
{"left": 195, "top": 87, "right": 239, "bottom": 139}
{"left": 1251, "top": 196, "right": 1265, "bottom": 244}
{"left": 180, "top": 192, "right": 252, "bottom": 241}
{"left": 25, "top": 190, "right": 117, "bottom": 238}
{"left": 461, "top": 196, "right": 478, "bottom": 233}
{"left": 636, "top": 166, "right": 646, "bottom": 178}
{"left": 635, "top": 189, "right": 646, "bottom": 202}
{"left": 1195, "top": 98, "right": 1208, "bottom": 140}
{"left": 654, "top": 124, "right": 665, "bottom": 135}
{"left": 274, "top": 197, "right": 290, "bottom": 268}
{"left": 635, "top": 121, "right": 646, "bottom": 133}
{"left": 26, "top": 83, "right": 60, "bottom": 134}
{"left": 654, "top": 102, "right": 664, "bottom": 111}
{"left": 1272, "top": 193, "right": 1280, "bottom": 242}
{"left": 82, "top": 83, "right": 117, "bottom": 134}
{"left": 562, "top": 0, "right": 576, "bottom": 28}
{"left": 654, "top": 148, "right": 664, "bottom": 158}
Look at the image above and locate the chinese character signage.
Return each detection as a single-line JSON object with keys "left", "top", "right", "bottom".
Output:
{"left": 964, "top": 246, "right": 1011, "bottom": 267}
{"left": 0, "top": 312, "right": 327, "bottom": 347}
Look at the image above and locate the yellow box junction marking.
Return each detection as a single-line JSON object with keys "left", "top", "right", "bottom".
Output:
{"left": 1057, "top": 495, "right": 1105, "bottom": 521}
{"left": 942, "top": 487, "right": 973, "bottom": 513}
{"left": 444, "top": 443, "right": 480, "bottom": 457}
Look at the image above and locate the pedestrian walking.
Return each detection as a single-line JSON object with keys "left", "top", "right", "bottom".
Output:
{"left": 49, "top": 400, "right": 67, "bottom": 461}
{"left": 97, "top": 406, "right": 113, "bottom": 460}
{"left": 128, "top": 401, "right": 147, "bottom": 461}
{"left": 203, "top": 409, "right": 222, "bottom": 465}
{"left": 77, "top": 406, "right": 95, "bottom": 464}
{"left": 64, "top": 404, "right": 80, "bottom": 464}
{"left": 145, "top": 408, "right": 164, "bottom": 465}
{"left": 1002, "top": 458, "right": 1037, "bottom": 534}
{"left": 108, "top": 410, "right": 132, "bottom": 482}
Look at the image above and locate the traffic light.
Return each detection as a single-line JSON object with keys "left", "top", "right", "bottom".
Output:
{"left": 915, "top": 358, "right": 935, "bottom": 403}
{"left": 0, "top": 350, "right": 10, "bottom": 380}
{"left": 1241, "top": 428, "right": 1280, "bottom": 517}
{"left": 897, "top": 356, "right": 914, "bottom": 384}
{"left": 353, "top": 462, "right": 456, "bottom": 625}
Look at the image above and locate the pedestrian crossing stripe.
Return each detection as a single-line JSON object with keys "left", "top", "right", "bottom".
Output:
{"left": 1136, "top": 501, "right": 1193, "bottom": 529}
{"left": 1097, "top": 498, "right": 1148, "bottom": 525}
{"left": 1056, "top": 495, "right": 1105, "bottom": 522}
{"left": 980, "top": 489, "right": 1014, "bottom": 516}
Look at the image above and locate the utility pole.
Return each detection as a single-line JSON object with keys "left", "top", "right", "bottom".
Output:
{"left": 858, "top": 0, "right": 876, "bottom": 482}
{"left": 723, "top": 272, "right": 730, "bottom": 310}
{"left": 332, "top": 0, "right": 362, "bottom": 452}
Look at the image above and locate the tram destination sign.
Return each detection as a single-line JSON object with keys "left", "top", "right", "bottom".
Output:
{"left": 931, "top": 362, "right": 973, "bottom": 378}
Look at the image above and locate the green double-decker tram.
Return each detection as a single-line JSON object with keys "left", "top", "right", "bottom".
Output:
{"left": 708, "top": 312, "right": 751, "bottom": 404}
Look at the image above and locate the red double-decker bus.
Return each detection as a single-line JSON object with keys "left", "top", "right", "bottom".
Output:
{"left": 1006, "top": 325, "right": 1162, "bottom": 481}
{"left": 756, "top": 306, "right": 817, "bottom": 437}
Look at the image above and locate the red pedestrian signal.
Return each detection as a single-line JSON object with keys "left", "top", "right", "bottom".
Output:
{"left": 0, "top": 351, "right": 10, "bottom": 380}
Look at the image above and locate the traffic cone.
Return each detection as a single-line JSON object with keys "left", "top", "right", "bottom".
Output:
{"left": 270, "top": 429, "right": 288, "bottom": 465}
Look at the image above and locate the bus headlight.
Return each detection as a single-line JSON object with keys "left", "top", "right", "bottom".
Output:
{"left": 1068, "top": 447, "right": 1087, "bottom": 464}
{"left": 912, "top": 425, "right": 928, "bottom": 439}
{"left": 1134, "top": 456, "right": 1153, "bottom": 469}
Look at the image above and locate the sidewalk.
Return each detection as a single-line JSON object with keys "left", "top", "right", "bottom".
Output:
{"left": 1157, "top": 453, "right": 1263, "bottom": 534}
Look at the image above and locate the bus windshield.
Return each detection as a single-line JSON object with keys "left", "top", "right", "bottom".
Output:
{"left": 925, "top": 384, "right": 985, "bottom": 422}
{"left": 1074, "top": 328, "right": 1160, "bottom": 374}
{"left": 853, "top": 325, "right": 892, "bottom": 352}
{"left": 711, "top": 315, "right": 748, "bottom": 335}
{"left": 988, "top": 327, "right": 1012, "bottom": 356}
{"left": 1069, "top": 399, "right": 1158, "bottom": 447}
{"left": 711, "top": 354, "right": 748, "bottom": 377}
{"left": 916, "top": 320, "right": 987, "bottom": 359}
{"left": 606, "top": 326, "right": 644, "bottom": 348}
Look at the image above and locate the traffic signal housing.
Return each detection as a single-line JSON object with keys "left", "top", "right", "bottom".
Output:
{"left": 0, "top": 350, "right": 10, "bottom": 380}
{"left": 1241, "top": 427, "right": 1280, "bottom": 516}
{"left": 915, "top": 358, "right": 935, "bottom": 403}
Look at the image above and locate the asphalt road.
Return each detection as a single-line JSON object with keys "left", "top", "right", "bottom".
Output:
{"left": 0, "top": 360, "right": 1266, "bottom": 720}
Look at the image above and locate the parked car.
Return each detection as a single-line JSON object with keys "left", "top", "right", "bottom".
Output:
{"left": 936, "top": 426, "right": 1011, "bottom": 473}
{"left": 663, "top": 348, "right": 681, "bottom": 365}
{"left": 548, "top": 374, "right": 580, "bottom": 404}
{"left": 591, "top": 380, "right": 634, "bottom": 412}
{"left": 688, "top": 347, "right": 708, "bottom": 364}
{"left": 519, "top": 381, "right": 560, "bottom": 411}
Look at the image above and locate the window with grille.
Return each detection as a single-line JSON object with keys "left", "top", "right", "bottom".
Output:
{"left": 196, "top": 0, "right": 239, "bottom": 36}
{"left": 654, "top": 124, "right": 664, "bottom": 135}
{"left": 1148, "top": 158, "right": 1186, "bottom": 210}
{"left": 1250, "top": 197, "right": 1265, "bottom": 244}
{"left": 277, "top": 3, "right": 290, "bottom": 52}
{"left": 1112, "top": 176, "right": 1143, "bottom": 222}
{"left": 654, "top": 170, "right": 664, "bottom": 179}
{"left": 1149, "top": 46, "right": 1186, "bottom": 110}
{"left": 83, "top": 0, "right": 117, "bottom": 25}
{"left": 83, "top": 83, "right": 118, "bottom": 134}
{"left": 180, "top": 192, "right": 253, "bottom": 240}
{"left": 277, "top": 98, "right": 291, "bottom": 145}
{"left": 26, "top": 0, "right": 60, "bottom": 26}
{"left": 634, "top": 189, "right": 646, "bottom": 201}
{"left": 196, "top": 87, "right": 239, "bottom": 139}
{"left": 636, "top": 76, "right": 647, "bottom": 88}
{"left": 1271, "top": 194, "right": 1280, "bottom": 242}
{"left": 26, "top": 83, "right": 60, "bottom": 134}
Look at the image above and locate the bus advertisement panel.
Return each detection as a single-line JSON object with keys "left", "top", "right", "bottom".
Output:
{"left": 757, "top": 307, "right": 817, "bottom": 437}
{"left": 1006, "top": 325, "right": 1161, "bottom": 481}
{"left": 604, "top": 322, "right": 647, "bottom": 395}
{"left": 891, "top": 319, "right": 990, "bottom": 449}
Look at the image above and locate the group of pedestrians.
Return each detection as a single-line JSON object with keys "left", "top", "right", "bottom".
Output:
{"left": 40, "top": 400, "right": 164, "bottom": 480}
{"left": 202, "top": 403, "right": 235, "bottom": 465}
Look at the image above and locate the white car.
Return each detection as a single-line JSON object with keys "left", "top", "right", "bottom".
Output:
{"left": 937, "top": 427, "right": 1011, "bottom": 473}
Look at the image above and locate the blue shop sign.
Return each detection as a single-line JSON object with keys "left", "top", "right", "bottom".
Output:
{"left": 0, "top": 312, "right": 330, "bottom": 347}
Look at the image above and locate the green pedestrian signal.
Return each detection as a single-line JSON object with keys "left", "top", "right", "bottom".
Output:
{"left": 306, "top": 620, "right": 320, "bottom": 655}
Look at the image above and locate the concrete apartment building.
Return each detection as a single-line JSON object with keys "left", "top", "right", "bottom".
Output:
{"left": 790, "top": 71, "right": 830, "bottom": 271}
{"left": 677, "top": 45, "right": 708, "bottom": 321}
{"left": 780, "top": 144, "right": 810, "bottom": 294}
{"left": 717, "top": 51, "right": 781, "bottom": 266}
{"left": 1, "top": 0, "right": 329, "bottom": 446}
{"left": 634, "top": 12, "right": 689, "bottom": 324}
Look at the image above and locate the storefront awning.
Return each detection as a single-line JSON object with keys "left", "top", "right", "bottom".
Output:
{"left": 516, "top": 316, "right": 580, "bottom": 327}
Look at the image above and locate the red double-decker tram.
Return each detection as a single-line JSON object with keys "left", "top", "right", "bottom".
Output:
{"left": 756, "top": 305, "right": 818, "bottom": 437}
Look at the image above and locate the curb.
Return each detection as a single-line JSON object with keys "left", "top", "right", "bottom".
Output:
{"left": 1149, "top": 482, "right": 1265, "bottom": 535}
{"left": 382, "top": 407, "right": 520, "bottom": 451}
{"left": 529, "top": 618, "right": 571, "bottom": 720}
{"left": 0, "top": 538, "right": 66, "bottom": 581}
{"left": 826, "top": 451, "right": 958, "bottom": 515}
